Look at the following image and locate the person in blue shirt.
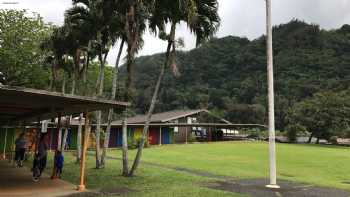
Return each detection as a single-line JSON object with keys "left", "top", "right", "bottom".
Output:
{"left": 54, "top": 150, "right": 64, "bottom": 178}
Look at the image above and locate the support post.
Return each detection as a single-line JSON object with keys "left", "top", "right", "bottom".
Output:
{"left": 78, "top": 111, "right": 90, "bottom": 191}
{"left": 49, "top": 126, "right": 53, "bottom": 152}
{"left": 159, "top": 126, "right": 162, "bottom": 145}
{"left": 57, "top": 115, "right": 62, "bottom": 151}
{"left": 185, "top": 127, "right": 188, "bottom": 144}
{"left": 2, "top": 127, "right": 8, "bottom": 159}
{"left": 265, "top": 0, "right": 279, "bottom": 189}
{"left": 51, "top": 114, "right": 61, "bottom": 179}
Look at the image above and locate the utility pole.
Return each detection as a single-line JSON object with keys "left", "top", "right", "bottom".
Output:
{"left": 265, "top": 0, "right": 279, "bottom": 189}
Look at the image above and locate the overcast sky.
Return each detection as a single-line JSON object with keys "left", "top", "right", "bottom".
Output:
{"left": 2, "top": 0, "right": 350, "bottom": 65}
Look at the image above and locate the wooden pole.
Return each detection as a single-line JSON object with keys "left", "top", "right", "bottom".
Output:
{"left": 159, "top": 126, "right": 162, "bottom": 146}
{"left": 265, "top": 0, "right": 279, "bottom": 189}
{"left": 78, "top": 111, "right": 90, "bottom": 191}
{"left": 185, "top": 127, "right": 188, "bottom": 144}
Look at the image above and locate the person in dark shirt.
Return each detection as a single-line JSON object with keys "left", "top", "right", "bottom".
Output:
{"left": 14, "top": 133, "right": 27, "bottom": 167}
{"left": 54, "top": 150, "right": 64, "bottom": 178}
{"left": 32, "top": 133, "right": 48, "bottom": 182}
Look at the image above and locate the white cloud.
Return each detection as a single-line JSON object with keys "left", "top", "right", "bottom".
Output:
{"left": 2, "top": 0, "right": 350, "bottom": 65}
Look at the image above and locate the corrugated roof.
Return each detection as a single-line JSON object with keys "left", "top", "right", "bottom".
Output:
{"left": 0, "top": 85, "right": 129, "bottom": 123}
{"left": 111, "top": 109, "right": 207, "bottom": 124}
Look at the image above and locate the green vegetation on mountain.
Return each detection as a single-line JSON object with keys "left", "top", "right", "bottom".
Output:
{"left": 120, "top": 20, "right": 350, "bottom": 135}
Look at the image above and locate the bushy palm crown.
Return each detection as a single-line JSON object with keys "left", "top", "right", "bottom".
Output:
{"left": 191, "top": 0, "right": 220, "bottom": 45}
{"left": 149, "top": 0, "right": 220, "bottom": 45}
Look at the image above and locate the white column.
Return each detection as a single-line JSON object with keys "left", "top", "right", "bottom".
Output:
{"left": 159, "top": 126, "right": 162, "bottom": 145}
{"left": 57, "top": 128, "right": 62, "bottom": 151}
{"left": 265, "top": 0, "right": 279, "bottom": 189}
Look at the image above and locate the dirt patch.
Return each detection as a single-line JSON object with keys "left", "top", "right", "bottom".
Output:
{"left": 61, "top": 187, "right": 134, "bottom": 197}
{"left": 205, "top": 179, "right": 350, "bottom": 197}
{"left": 100, "top": 187, "right": 135, "bottom": 195}
{"left": 279, "top": 173, "right": 295, "bottom": 178}
{"left": 60, "top": 192, "right": 101, "bottom": 197}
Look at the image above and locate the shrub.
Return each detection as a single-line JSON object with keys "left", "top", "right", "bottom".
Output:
{"left": 329, "top": 136, "right": 338, "bottom": 145}
{"left": 286, "top": 124, "right": 306, "bottom": 143}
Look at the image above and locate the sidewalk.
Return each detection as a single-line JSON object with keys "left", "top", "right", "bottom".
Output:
{"left": 0, "top": 160, "right": 78, "bottom": 197}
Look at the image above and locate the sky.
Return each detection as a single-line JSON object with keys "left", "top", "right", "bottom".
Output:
{"left": 1, "top": 0, "right": 350, "bottom": 65}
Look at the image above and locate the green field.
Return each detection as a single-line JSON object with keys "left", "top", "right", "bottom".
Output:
{"left": 49, "top": 142, "right": 350, "bottom": 196}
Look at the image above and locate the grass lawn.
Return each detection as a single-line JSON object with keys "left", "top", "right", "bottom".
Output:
{"left": 44, "top": 151, "right": 244, "bottom": 197}
{"left": 42, "top": 142, "right": 350, "bottom": 196}
{"left": 106, "top": 142, "right": 350, "bottom": 190}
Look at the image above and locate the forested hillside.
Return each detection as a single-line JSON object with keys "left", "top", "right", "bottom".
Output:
{"left": 118, "top": 20, "right": 350, "bottom": 131}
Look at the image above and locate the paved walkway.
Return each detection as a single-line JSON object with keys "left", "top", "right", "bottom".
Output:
{"left": 0, "top": 160, "right": 79, "bottom": 197}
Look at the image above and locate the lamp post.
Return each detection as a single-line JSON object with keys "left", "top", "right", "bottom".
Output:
{"left": 265, "top": 0, "right": 279, "bottom": 189}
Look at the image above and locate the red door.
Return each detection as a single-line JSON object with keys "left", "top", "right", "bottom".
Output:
{"left": 148, "top": 127, "right": 159, "bottom": 145}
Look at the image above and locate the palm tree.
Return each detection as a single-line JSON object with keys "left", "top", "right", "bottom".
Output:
{"left": 102, "top": 39, "right": 125, "bottom": 167}
{"left": 66, "top": 0, "right": 128, "bottom": 169}
{"left": 128, "top": 0, "right": 220, "bottom": 176}
{"left": 63, "top": 5, "right": 95, "bottom": 162}
{"left": 112, "top": 0, "right": 149, "bottom": 176}
{"left": 99, "top": 5, "right": 127, "bottom": 166}
{"left": 41, "top": 26, "right": 67, "bottom": 92}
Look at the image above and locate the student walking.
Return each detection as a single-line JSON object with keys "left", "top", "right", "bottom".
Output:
{"left": 14, "top": 133, "right": 27, "bottom": 167}
{"left": 32, "top": 134, "right": 48, "bottom": 182}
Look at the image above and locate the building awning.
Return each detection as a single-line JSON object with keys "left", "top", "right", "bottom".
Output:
{"left": 0, "top": 86, "right": 129, "bottom": 123}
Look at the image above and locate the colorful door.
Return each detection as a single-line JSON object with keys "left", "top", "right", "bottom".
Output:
{"left": 148, "top": 127, "right": 159, "bottom": 145}
{"left": 109, "top": 128, "right": 117, "bottom": 147}
{"left": 161, "top": 127, "right": 170, "bottom": 144}
{"left": 116, "top": 128, "right": 123, "bottom": 146}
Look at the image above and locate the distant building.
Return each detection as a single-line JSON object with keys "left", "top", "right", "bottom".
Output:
{"left": 108, "top": 109, "right": 232, "bottom": 146}
{"left": 0, "top": 109, "right": 236, "bottom": 151}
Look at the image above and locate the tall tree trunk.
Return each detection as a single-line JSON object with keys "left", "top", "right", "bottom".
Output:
{"left": 95, "top": 51, "right": 108, "bottom": 169}
{"left": 71, "top": 71, "right": 76, "bottom": 95}
{"left": 101, "top": 39, "right": 125, "bottom": 166}
{"left": 308, "top": 132, "right": 314, "bottom": 143}
{"left": 95, "top": 111, "right": 102, "bottom": 168}
{"left": 129, "top": 23, "right": 176, "bottom": 176}
{"left": 76, "top": 58, "right": 88, "bottom": 163}
{"left": 76, "top": 113, "right": 83, "bottom": 163}
{"left": 50, "top": 60, "right": 58, "bottom": 92}
{"left": 62, "top": 73, "right": 66, "bottom": 94}
{"left": 122, "top": 111, "right": 128, "bottom": 176}
{"left": 121, "top": 3, "right": 140, "bottom": 176}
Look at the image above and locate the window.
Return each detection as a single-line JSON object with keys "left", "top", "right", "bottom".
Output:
{"left": 174, "top": 120, "right": 178, "bottom": 132}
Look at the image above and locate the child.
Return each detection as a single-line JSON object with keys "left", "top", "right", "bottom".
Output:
{"left": 54, "top": 150, "right": 64, "bottom": 178}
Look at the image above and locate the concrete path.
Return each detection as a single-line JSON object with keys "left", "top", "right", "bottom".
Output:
{"left": 0, "top": 160, "right": 79, "bottom": 197}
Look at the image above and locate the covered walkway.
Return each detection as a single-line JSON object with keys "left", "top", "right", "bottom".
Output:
{"left": 0, "top": 85, "right": 129, "bottom": 193}
{"left": 0, "top": 160, "right": 77, "bottom": 197}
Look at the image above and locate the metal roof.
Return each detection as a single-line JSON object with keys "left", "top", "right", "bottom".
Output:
{"left": 110, "top": 109, "right": 231, "bottom": 125}
{"left": 0, "top": 85, "right": 129, "bottom": 123}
